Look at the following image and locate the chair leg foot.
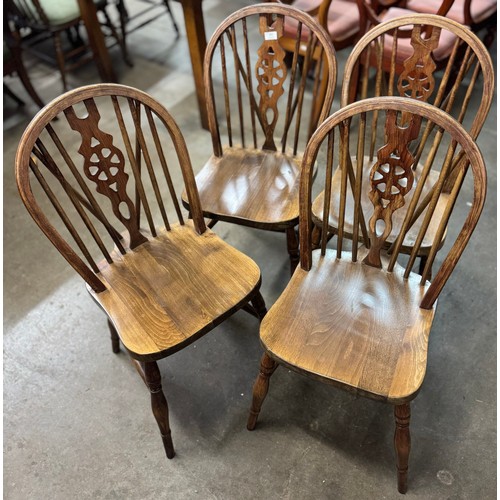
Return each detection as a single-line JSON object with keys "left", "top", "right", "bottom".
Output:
{"left": 250, "top": 291, "right": 267, "bottom": 321}
{"left": 144, "top": 361, "right": 175, "bottom": 459}
{"left": 107, "top": 319, "right": 120, "bottom": 354}
{"left": 247, "top": 353, "right": 277, "bottom": 431}
{"left": 394, "top": 403, "right": 411, "bottom": 494}
{"left": 286, "top": 227, "right": 299, "bottom": 275}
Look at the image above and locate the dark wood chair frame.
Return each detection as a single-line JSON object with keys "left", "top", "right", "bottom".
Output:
{"left": 5, "top": 0, "right": 130, "bottom": 91}
{"left": 4, "top": 14, "right": 44, "bottom": 108}
{"left": 247, "top": 97, "right": 487, "bottom": 494}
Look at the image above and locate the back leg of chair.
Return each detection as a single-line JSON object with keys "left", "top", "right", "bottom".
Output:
{"left": 394, "top": 403, "right": 411, "bottom": 494}
{"left": 250, "top": 291, "right": 267, "bottom": 321}
{"left": 4, "top": 83, "right": 25, "bottom": 106}
{"left": 101, "top": 6, "right": 133, "bottom": 66}
{"left": 107, "top": 319, "right": 120, "bottom": 354}
{"left": 162, "top": 0, "right": 180, "bottom": 37}
{"left": 53, "top": 31, "right": 68, "bottom": 92}
{"left": 286, "top": 227, "right": 300, "bottom": 275}
{"left": 247, "top": 352, "right": 278, "bottom": 430}
{"left": 144, "top": 361, "right": 175, "bottom": 459}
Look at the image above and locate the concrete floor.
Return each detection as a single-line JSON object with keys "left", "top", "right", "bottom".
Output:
{"left": 3, "top": 1, "right": 496, "bottom": 498}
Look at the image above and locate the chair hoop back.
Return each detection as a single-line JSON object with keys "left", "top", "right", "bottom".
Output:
{"left": 204, "top": 3, "right": 337, "bottom": 157}
{"left": 299, "top": 96, "right": 486, "bottom": 309}
{"left": 16, "top": 83, "right": 206, "bottom": 293}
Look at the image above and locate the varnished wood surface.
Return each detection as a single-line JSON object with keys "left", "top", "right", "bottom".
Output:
{"left": 90, "top": 222, "right": 261, "bottom": 361}
{"left": 300, "top": 98, "right": 487, "bottom": 307}
{"left": 311, "top": 159, "right": 449, "bottom": 254}
{"left": 183, "top": 147, "right": 301, "bottom": 229}
{"left": 260, "top": 249, "right": 435, "bottom": 403}
{"left": 190, "top": 3, "right": 336, "bottom": 241}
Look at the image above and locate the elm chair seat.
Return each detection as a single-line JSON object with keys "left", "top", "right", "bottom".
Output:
{"left": 247, "top": 97, "right": 487, "bottom": 494}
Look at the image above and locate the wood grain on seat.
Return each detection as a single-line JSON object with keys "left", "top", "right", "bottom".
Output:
{"left": 261, "top": 249, "right": 435, "bottom": 403}
{"left": 92, "top": 222, "right": 261, "bottom": 361}
{"left": 184, "top": 148, "right": 301, "bottom": 229}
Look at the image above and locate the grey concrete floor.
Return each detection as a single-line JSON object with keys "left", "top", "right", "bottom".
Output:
{"left": 3, "top": 1, "right": 497, "bottom": 498}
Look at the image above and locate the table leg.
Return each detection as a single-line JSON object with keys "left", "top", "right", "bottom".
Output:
{"left": 176, "top": 0, "right": 209, "bottom": 129}
{"left": 77, "top": 0, "right": 117, "bottom": 83}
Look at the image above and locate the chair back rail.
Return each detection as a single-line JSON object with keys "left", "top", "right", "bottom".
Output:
{"left": 299, "top": 97, "right": 486, "bottom": 308}
{"left": 16, "top": 84, "right": 206, "bottom": 293}
{"left": 204, "top": 3, "right": 337, "bottom": 158}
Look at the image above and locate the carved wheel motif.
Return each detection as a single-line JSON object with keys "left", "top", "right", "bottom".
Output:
{"left": 64, "top": 98, "right": 147, "bottom": 248}
{"left": 397, "top": 25, "right": 441, "bottom": 102}
{"left": 363, "top": 110, "right": 422, "bottom": 268}
{"left": 256, "top": 14, "right": 287, "bottom": 151}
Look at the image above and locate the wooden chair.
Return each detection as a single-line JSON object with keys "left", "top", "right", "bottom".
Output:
{"left": 278, "top": 0, "right": 363, "bottom": 51}
{"left": 247, "top": 96, "right": 487, "bottom": 493}
{"left": 406, "top": 0, "right": 497, "bottom": 48}
{"left": 5, "top": 0, "right": 129, "bottom": 92}
{"left": 4, "top": 15, "right": 44, "bottom": 108}
{"left": 115, "top": 0, "right": 180, "bottom": 62}
{"left": 181, "top": 4, "right": 337, "bottom": 274}
{"left": 311, "top": 14, "right": 494, "bottom": 274}
{"left": 15, "top": 83, "right": 266, "bottom": 460}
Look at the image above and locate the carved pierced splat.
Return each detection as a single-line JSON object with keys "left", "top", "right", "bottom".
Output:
{"left": 256, "top": 14, "right": 287, "bottom": 151}
{"left": 64, "top": 99, "right": 147, "bottom": 248}
{"left": 363, "top": 110, "right": 421, "bottom": 268}
{"left": 397, "top": 26, "right": 440, "bottom": 102}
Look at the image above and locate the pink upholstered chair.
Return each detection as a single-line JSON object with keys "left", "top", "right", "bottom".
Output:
{"left": 406, "top": 0, "right": 496, "bottom": 48}
{"left": 280, "top": 0, "right": 363, "bottom": 50}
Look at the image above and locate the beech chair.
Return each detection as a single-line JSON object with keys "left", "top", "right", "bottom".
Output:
{"left": 15, "top": 83, "right": 267, "bottom": 460}
{"left": 181, "top": 4, "right": 337, "bottom": 273}
{"left": 406, "top": 0, "right": 497, "bottom": 49}
{"left": 311, "top": 14, "right": 494, "bottom": 274}
{"left": 247, "top": 97, "right": 487, "bottom": 493}
{"left": 278, "top": 0, "right": 363, "bottom": 51}
{"left": 6, "top": 0, "right": 129, "bottom": 92}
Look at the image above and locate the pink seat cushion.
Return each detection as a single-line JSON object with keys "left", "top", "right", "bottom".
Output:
{"left": 380, "top": 7, "right": 461, "bottom": 62}
{"left": 407, "top": 0, "right": 497, "bottom": 24}
{"left": 283, "top": 0, "right": 360, "bottom": 44}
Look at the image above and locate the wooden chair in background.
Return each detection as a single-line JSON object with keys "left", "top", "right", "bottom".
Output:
{"left": 311, "top": 14, "right": 494, "bottom": 274}
{"left": 5, "top": 0, "right": 129, "bottom": 92}
{"left": 181, "top": 4, "right": 337, "bottom": 274}
{"left": 114, "top": 0, "right": 180, "bottom": 65}
{"left": 247, "top": 96, "right": 487, "bottom": 493}
{"left": 278, "top": 0, "right": 363, "bottom": 51}
{"left": 4, "top": 15, "right": 44, "bottom": 108}
{"left": 15, "top": 83, "right": 267, "bottom": 460}
{"left": 406, "top": 0, "right": 497, "bottom": 48}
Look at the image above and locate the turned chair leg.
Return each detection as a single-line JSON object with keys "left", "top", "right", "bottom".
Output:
{"left": 53, "top": 32, "right": 68, "bottom": 92}
{"left": 394, "top": 403, "right": 411, "bottom": 494}
{"left": 107, "top": 319, "right": 120, "bottom": 354}
{"left": 247, "top": 352, "right": 278, "bottom": 430}
{"left": 144, "top": 361, "right": 175, "bottom": 459}
{"left": 250, "top": 291, "right": 267, "bottom": 321}
{"left": 286, "top": 227, "right": 299, "bottom": 275}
